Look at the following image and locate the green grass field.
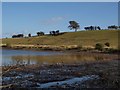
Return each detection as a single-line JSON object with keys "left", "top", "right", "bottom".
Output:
{"left": 2, "top": 30, "right": 119, "bottom": 49}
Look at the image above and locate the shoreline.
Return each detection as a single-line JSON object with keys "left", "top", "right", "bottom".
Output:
{"left": 2, "top": 59, "right": 119, "bottom": 88}
{"left": 1, "top": 45, "right": 120, "bottom": 55}
{"left": 1, "top": 45, "right": 120, "bottom": 89}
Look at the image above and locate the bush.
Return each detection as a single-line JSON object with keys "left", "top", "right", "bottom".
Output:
{"left": 77, "top": 45, "right": 82, "bottom": 50}
{"left": 6, "top": 43, "right": 11, "bottom": 47}
{"left": 95, "top": 43, "right": 103, "bottom": 51}
{"left": 107, "top": 48, "right": 119, "bottom": 53}
{"left": 105, "top": 42, "right": 110, "bottom": 47}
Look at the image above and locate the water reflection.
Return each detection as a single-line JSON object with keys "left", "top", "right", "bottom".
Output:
{"left": 11, "top": 55, "right": 36, "bottom": 65}
{"left": 9, "top": 53, "right": 118, "bottom": 66}
{"left": 2, "top": 49, "right": 118, "bottom": 66}
{"left": 2, "top": 49, "right": 63, "bottom": 66}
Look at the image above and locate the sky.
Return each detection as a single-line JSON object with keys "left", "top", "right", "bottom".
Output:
{"left": 1, "top": 0, "right": 120, "bottom": 2}
{"left": 2, "top": 2, "right": 118, "bottom": 38}
{"left": 0, "top": 2, "right": 2, "bottom": 38}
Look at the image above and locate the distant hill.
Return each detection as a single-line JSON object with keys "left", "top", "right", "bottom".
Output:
{"left": 2, "top": 30, "right": 119, "bottom": 49}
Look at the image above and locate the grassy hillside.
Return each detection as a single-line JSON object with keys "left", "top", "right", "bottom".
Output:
{"left": 2, "top": 30, "right": 119, "bottom": 49}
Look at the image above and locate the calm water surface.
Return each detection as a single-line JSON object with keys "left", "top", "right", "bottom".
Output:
{"left": 1, "top": 49, "right": 113, "bottom": 66}
{"left": 1, "top": 49, "right": 64, "bottom": 66}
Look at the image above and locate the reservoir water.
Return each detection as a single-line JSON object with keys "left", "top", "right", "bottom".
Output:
{"left": 1, "top": 48, "right": 116, "bottom": 66}
{"left": 1, "top": 49, "right": 63, "bottom": 66}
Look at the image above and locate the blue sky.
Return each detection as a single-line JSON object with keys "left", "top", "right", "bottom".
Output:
{"left": 2, "top": 2, "right": 118, "bottom": 38}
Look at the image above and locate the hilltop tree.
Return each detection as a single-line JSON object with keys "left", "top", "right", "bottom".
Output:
{"left": 28, "top": 33, "right": 31, "bottom": 37}
{"left": 49, "top": 30, "right": 59, "bottom": 36}
{"left": 108, "top": 25, "right": 118, "bottom": 30}
{"left": 37, "top": 32, "right": 44, "bottom": 36}
{"left": 118, "top": 26, "right": 120, "bottom": 29}
{"left": 97, "top": 26, "right": 101, "bottom": 30}
{"left": 68, "top": 21, "right": 80, "bottom": 32}
{"left": 12, "top": 34, "right": 24, "bottom": 38}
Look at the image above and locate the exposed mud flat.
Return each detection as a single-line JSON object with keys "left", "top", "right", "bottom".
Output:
{"left": 38, "top": 75, "right": 99, "bottom": 88}
{"left": 1, "top": 59, "right": 119, "bottom": 89}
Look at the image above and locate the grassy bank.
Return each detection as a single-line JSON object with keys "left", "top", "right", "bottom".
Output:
{"left": 1, "top": 30, "right": 120, "bottom": 89}
{"left": 1, "top": 30, "right": 119, "bottom": 50}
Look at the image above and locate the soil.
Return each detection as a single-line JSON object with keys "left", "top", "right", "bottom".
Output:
{"left": 1, "top": 59, "right": 119, "bottom": 89}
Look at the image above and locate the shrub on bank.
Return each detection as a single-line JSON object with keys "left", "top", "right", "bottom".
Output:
{"left": 104, "top": 42, "right": 110, "bottom": 47}
{"left": 6, "top": 43, "right": 11, "bottom": 47}
{"left": 77, "top": 45, "right": 83, "bottom": 50}
{"left": 95, "top": 43, "right": 103, "bottom": 51}
{"left": 106, "top": 48, "right": 119, "bottom": 53}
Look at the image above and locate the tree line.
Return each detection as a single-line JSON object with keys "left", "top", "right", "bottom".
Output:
{"left": 68, "top": 21, "right": 120, "bottom": 31}
{"left": 84, "top": 26, "right": 101, "bottom": 30}
{"left": 12, "top": 30, "right": 62, "bottom": 38}
{"left": 12, "top": 21, "right": 120, "bottom": 38}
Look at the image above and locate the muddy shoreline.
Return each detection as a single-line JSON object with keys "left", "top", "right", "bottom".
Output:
{"left": 2, "top": 59, "right": 119, "bottom": 89}
{"left": 1, "top": 47, "right": 120, "bottom": 89}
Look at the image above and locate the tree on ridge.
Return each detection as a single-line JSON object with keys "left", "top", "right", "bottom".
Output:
{"left": 68, "top": 21, "right": 80, "bottom": 32}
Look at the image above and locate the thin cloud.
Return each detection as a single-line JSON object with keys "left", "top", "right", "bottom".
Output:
{"left": 41, "top": 16, "right": 64, "bottom": 25}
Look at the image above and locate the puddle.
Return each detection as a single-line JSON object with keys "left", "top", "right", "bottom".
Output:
{"left": 38, "top": 75, "right": 99, "bottom": 88}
